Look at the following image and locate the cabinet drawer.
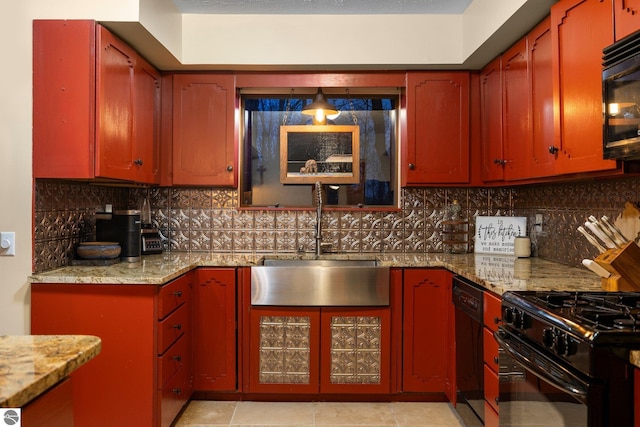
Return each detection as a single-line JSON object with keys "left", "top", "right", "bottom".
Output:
{"left": 484, "top": 364, "right": 500, "bottom": 414}
{"left": 158, "top": 334, "right": 188, "bottom": 388}
{"left": 483, "top": 292, "right": 501, "bottom": 332}
{"left": 484, "top": 400, "right": 499, "bottom": 427}
{"left": 483, "top": 327, "right": 500, "bottom": 369}
{"left": 158, "top": 304, "right": 188, "bottom": 355}
{"left": 158, "top": 363, "right": 190, "bottom": 427}
{"left": 158, "top": 275, "right": 190, "bottom": 320}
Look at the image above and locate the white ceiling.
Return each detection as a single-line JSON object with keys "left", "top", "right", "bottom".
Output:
{"left": 171, "top": 0, "right": 473, "bottom": 15}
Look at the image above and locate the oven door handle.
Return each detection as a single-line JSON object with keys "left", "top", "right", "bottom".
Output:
{"left": 494, "top": 328, "right": 589, "bottom": 400}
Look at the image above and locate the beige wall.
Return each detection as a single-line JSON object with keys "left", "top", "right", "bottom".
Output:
{"left": 3, "top": 0, "right": 543, "bottom": 334}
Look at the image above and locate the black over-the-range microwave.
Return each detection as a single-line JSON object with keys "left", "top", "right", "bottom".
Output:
{"left": 603, "top": 29, "right": 640, "bottom": 159}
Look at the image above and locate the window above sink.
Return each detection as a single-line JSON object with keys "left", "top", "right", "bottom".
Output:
{"left": 239, "top": 88, "right": 401, "bottom": 209}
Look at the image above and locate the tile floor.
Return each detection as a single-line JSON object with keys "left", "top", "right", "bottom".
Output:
{"left": 174, "top": 400, "right": 466, "bottom": 427}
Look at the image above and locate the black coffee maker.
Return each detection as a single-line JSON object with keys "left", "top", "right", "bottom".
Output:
{"left": 96, "top": 210, "right": 142, "bottom": 262}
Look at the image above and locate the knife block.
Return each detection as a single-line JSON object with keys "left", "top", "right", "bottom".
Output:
{"left": 595, "top": 241, "right": 640, "bottom": 291}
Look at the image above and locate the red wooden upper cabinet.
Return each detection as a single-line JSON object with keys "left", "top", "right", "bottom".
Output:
{"left": 502, "top": 37, "right": 532, "bottom": 181}
{"left": 551, "top": 0, "right": 618, "bottom": 175}
{"left": 405, "top": 72, "right": 470, "bottom": 185}
{"left": 33, "top": 20, "right": 161, "bottom": 184}
{"left": 171, "top": 74, "right": 237, "bottom": 186}
{"left": 614, "top": 0, "right": 640, "bottom": 40}
{"left": 480, "top": 56, "right": 504, "bottom": 183}
{"left": 528, "top": 17, "right": 556, "bottom": 179}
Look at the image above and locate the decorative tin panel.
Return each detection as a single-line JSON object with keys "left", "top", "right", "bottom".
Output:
{"left": 329, "top": 316, "right": 381, "bottom": 385}
{"left": 258, "top": 316, "right": 312, "bottom": 384}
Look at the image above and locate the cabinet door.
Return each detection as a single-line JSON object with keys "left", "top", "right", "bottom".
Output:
{"left": 95, "top": 25, "right": 136, "bottom": 181}
{"left": 172, "top": 74, "right": 236, "bottom": 186}
{"left": 193, "top": 268, "right": 237, "bottom": 391}
{"left": 319, "top": 307, "right": 391, "bottom": 394}
{"left": 33, "top": 20, "right": 96, "bottom": 179}
{"left": 551, "top": 0, "right": 618, "bottom": 175}
{"left": 31, "top": 283, "right": 157, "bottom": 427}
{"left": 614, "top": 0, "right": 640, "bottom": 40}
{"left": 406, "top": 72, "right": 470, "bottom": 184}
{"left": 502, "top": 38, "right": 532, "bottom": 181}
{"left": 133, "top": 56, "right": 161, "bottom": 184}
{"left": 248, "top": 307, "right": 321, "bottom": 393}
{"left": 480, "top": 57, "right": 504, "bottom": 182}
{"left": 402, "top": 269, "right": 454, "bottom": 393}
{"left": 529, "top": 17, "right": 557, "bottom": 178}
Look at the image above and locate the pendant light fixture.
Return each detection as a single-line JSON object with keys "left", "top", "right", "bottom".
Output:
{"left": 301, "top": 88, "right": 338, "bottom": 125}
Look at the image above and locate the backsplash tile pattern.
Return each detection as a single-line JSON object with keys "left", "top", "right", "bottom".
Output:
{"left": 33, "top": 176, "right": 640, "bottom": 273}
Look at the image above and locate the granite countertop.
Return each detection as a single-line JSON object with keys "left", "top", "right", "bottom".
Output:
{"left": 0, "top": 335, "right": 101, "bottom": 408}
{"left": 29, "top": 251, "right": 603, "bottom": 295}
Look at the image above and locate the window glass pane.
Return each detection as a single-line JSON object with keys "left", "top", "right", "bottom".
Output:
{"left": 240, "top": 94, "right": 398, "bottom": 208}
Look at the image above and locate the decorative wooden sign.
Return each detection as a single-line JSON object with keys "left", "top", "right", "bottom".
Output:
{"left": 474, "top": 216, "right": 527, "bottom": 255}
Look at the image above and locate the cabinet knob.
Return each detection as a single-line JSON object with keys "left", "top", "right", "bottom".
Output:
{"left": 493, "top": 159, "right": 506, "bottom": 165}
{"left": 408, "top": 163, "right": 415, "bottom": 170}
{"left": 133, "top": 158, "right": 143, "bottom": 166}
{"left": 172, "top": 355, "right": 182, "bottom": 362}
{"left": 173, "top": 388, "right": 182, "bottom": 395}
{"left": 548, "top": 146, "right": 559, "bottom": 154}
{"left": 493, "top": 356, "right": 499, "bottom": 365}
{"left": 226, "top": 165, "right": 233, "bottom": 172}
{"left": 172, "top": 291, "right": 182, "bottom": 297}
{"left": 172, "top": 324, "right": 182, "bottom": 330}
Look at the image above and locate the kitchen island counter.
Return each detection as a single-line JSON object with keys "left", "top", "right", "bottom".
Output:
{"left": 0, "top": 335, "right": 101, "bottom": 408}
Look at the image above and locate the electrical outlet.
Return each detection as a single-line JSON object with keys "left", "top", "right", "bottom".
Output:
{"left": 534, "top": 214, "right": 543, "bottom": 233}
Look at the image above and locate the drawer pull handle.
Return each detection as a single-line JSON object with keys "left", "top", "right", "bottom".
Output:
{"left": 493, "top": 356, "right": 499, "bottom": 365}
{"left": 495, "top": 397, "right": 500, "bottom": 406}
{"left": 173, "top": 355, "right": 182, "bottom": 362}
{"left": 173, "top": 388, "right": 181, "bottom": 395}
{"left": 494, "top": 317, "right": 500, "bottom": 324}
{"left": 172, "top": 324, "right": 182, "bottom": 330}
{"left": 173, "top": 291, "right": 182, "bottom": 297}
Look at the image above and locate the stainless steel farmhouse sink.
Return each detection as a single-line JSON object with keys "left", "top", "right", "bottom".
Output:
{"left": 251, "top": 258, "right": 389, "bottom": 306}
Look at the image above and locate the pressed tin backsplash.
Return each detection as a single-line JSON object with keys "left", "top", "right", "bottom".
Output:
{"left": 33, "top": 177, "right": 640, "bottom": 273}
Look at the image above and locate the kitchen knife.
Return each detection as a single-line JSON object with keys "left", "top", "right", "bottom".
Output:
{"left": 588, "top": 215, "right": 620, "bottom": 248}
{"left": 577, "top": 226, "right": 607, "bottom": 253}
{"left": 582, "top": 259, "right": 611, "bottom": 278}
{"left": 584, "top": 221, "right": 617, "bottom": 249}
{"left": 600, "top": 215, "right": 628, "bottom": 246}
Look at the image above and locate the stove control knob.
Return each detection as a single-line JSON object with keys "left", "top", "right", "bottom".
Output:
{"left": 554, "top": 332, "right": 577, "bottom": 356}
{"left": 542, "top": 328, "right": 555, "bottom": 348}
{"left": 503, "top": 307, "right": 515, "bottom": 325}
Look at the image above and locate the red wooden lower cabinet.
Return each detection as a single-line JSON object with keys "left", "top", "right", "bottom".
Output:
{"left": 192, "top": 268, "right": 237, "bottom": 391}
{"left": 21, "top": 378, "right": 74, "bottom": 427}
{"left": 30, "top": 271, "right": 194, "bottom": 427}
{"left": 484, "top": 400, "right": 500, "bottom": 427}
{"left": 246, "top": 306, "right": 392, "bottom": 394}
{"left": 402, "top": 269, "right": 455, "bottom": 398}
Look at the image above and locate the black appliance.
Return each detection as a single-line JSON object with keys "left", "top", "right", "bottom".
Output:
{"left": 496, "top": 291, "right": 639, "bottom": 426}
{"left": 96, "top": 210, "right": 142, "bottom": 262}
{"left": 603, "top": 30, "right": 640, "bottom": 159}
{"left": 452, "top": 276, "right": 484, "bottom": 427}
{"left": 141, "top": 227, "right": 163, "bottom": 255}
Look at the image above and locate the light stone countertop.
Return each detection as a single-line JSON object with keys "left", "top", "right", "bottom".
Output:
{"left": 29, "top": 251, "right": 604, "bottom": 294}
{"left": 0, "top": 335, "right": 101, "bottom": 408}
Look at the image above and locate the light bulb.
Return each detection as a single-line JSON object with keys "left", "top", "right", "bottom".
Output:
{"left": 315, "top": 109, "right": 325, "bottom": 123}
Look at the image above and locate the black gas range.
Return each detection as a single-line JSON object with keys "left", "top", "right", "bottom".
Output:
{"left": 496, "top": 291, "right": 640, "bottom": 426}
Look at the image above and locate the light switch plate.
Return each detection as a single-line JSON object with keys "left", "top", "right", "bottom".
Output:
{"left": 0, "top": 232, "right": 15, "bottom": 256}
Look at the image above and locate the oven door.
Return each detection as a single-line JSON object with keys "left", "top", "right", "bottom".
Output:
{"left": 495, "top": 327, "right": 594, "bottom": 426}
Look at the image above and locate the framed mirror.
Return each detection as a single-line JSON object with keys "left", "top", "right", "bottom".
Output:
{"left": 280, "top": 125, "right": 360, "bottom": 184}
